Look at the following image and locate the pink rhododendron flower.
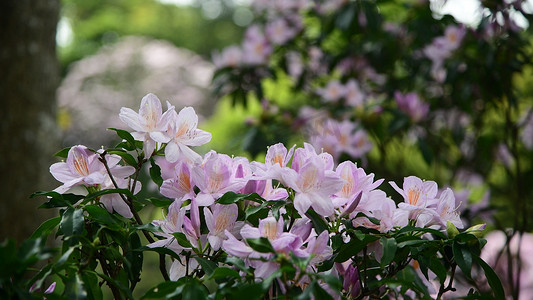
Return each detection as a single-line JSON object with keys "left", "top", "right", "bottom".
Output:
{"left": 192, "top": 151, "right": 248, "bottom": 206}
{"left": 50, "top": 145, "right": 127, "bottom": 193}
{"left": 266, "top": 18, "right": 298, "bottom": 45}
{"left": 317, "top": 80, "right": 346, "bottom": 103}
{"left": 286, "top": 51, "right": 304, "bottom": 79}
{"left": 159, "top": 106, "right": 212, "bottom": 163}
{"left": 394, "top": 91, "right": 430, "bottom": 122}
{"left": 390, "top": 176, "right": 438, "bottom": 223}
{"left": 204, "top": 203, "right": 240, "bottom": 250}
{"left": 242, "top": 25, "right": 272, "bottom": 65}
{"left": 344, "top": 79, "right": 365, "bottom": 107}
{"left": 426, "top": 188, "right": 463, "bottom": 229}
{"left": 305, "top": 230, "right": 332, "bottom": 265}
{"left": 352, "top": 190, "right": 401, "bottom": 232}
{"left": 160, "top": 160, "right": 196, "bottom": 201}
{"left": 283, "top": 154, "right": 345, "bottom": 217}
{"left": 119, "top": 93, "right": 175, "bottom": 157}
{"left": 251, "top": 142, "right": 295, "bottom": 184}
{"left": 147, "top": 200, "right": 187, "bottom": 253}
{"left": 212, "top": 45, "right": 242, "bottom": 68}
{"left": 332, "top": 161, "right": 383, "bottom": 208}
{"left": 169, "top": 259, "right": 199, "bottom": 281}
{"left": 309, "top": 119, "right": 373, "bottom": 161}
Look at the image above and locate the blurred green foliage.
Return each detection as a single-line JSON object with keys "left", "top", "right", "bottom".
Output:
{"left": 59, "top": 0, "right": 245, "bottom": 73}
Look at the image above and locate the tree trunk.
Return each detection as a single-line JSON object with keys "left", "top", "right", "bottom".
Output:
{"left": 0, "top": 0, "right": 60, "bottom": 243}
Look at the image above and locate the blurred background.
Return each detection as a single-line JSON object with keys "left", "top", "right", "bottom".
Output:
{"left": 1, "top": 0, "right": 250, "bottom": 243}
{"left": 2, "top": 0, "right": 533, "bottom": 297}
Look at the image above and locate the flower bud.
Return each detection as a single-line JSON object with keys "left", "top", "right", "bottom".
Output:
{"left": 446, "top": 221, "right": 460, "bottom": 238}
{"left": 465, "top": 224, "right": 486, "bottom": 238}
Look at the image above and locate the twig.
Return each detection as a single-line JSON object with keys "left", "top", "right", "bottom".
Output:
{"left": 98, "top": 152, "right": 170, "bottom": 281}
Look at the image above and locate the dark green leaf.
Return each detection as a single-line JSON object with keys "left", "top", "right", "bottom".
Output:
{"left": 182, "top": 277, "right": 208, "bottom": 300}
{"left": 225, "top": 256, "right": 252, "bottom": 275}
{"left": 217, "top": 192, "right": 263, "bottom": 205}
{"left": 32, "top": 191, "right": 83, "bottom": 208}
{"left": 85, "top": 188, "right": 135, "bottom": 202}
{"left": 172, "top": 232, "right": 193, "bottom": 249}
{"left": 453, "top": 242, "right": 472, "bottom": 278}
{"left": 60, "top": 207, "right": 84, "bottom": 238}
{"left": 149, "top": 158, "right": 163, "bottom": 187}
{"left": 429, "top": 257, "right": 447, "bottom": 284}
{"left": 54, "top": 147, "right": 71, "bottom": 158}
{"left": 138, "top": 246, "right": 181, "bottom": 260}
{"left": 82, "top": 271, "right": 103, "bottom": 300}
{"left": 85, "top": 205, "right": 123, "bottom": 230}
{"left": 195, "top": 257, "right": 217, "bottom": 276}
{"left": 54, "top": 247, "right": 76, "bottom": 271}
{"left": 125, "top": 232, "right": 143, "bottom": 285}
{"left": 245, "top": 201, "right": 269, "bottom": 220}
{"left": 306, "top": 209, "right": 328, "bottom": 235}
{"left": 108, "top": 150, "right": 138, "bottom": 167}
{"left": 133, "top": 223, "right": 162, "bottom": 233}
{"left": 64, "top": 273, "right": 88, "bottom": 300}
{"left": 209, "top": 267, "right": 240, "bottom": 280}
{"left": 335, "top": 235, "right": 380, "bottom": 263}
{"left": 146, "top": 197, "right": 173, "bottom": 208}
{"left": 380, "top": 237, "right": 397, "bottom": 268}
{"left": 230, "top": 282, "right": 265, "bottom": 300}
{"left": 395, "top": 226, "right": 447, "bottom": 239}
{"left": 472, "top": 255, "right": 504, "bottom": 299}
{"left": 30, "top": 217, "right": 61, "bottom": 239}
{"left": 141, "top": 280, "right": 183, "bottom": 299}
{"left": 246, "top": 237, "right": 275, "bottom": 253}
{"left": 108, "top": 128, "right": 136, "bottom": 148}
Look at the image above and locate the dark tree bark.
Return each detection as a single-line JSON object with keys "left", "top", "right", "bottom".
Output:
{"left": 0, "top": 0, "right": 60, "bottom": 243}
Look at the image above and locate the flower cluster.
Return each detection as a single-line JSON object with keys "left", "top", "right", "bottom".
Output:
{"left": 36, "top": 94, "right": 502, "bottom": 299}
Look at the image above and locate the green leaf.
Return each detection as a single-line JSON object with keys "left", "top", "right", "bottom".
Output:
{"left": 30, "top": 217, "right": 61, "bottom": 239}
{"left": 245, "top": 201, "right": 269, "bottom": 220}
{"left": 139, "top": 246, "right": 181, "bottom": 260}
{"left": 85, "top": 188, "right": 135, "bottom": 202}
{"left": 429, "top": 257, "right": 447, "bottom": 284}
{"left": 54, "top": 147, "right": 71, "bottom": 158}
{"left": 195, "top": 257, "right": 217, "bottom": 276}
{"left": 395, "top": 226, "right": 447, "bottom": 239}
{"left": 149, "top": 158, "right": 163, "bottom": 187}
{"left": 335, "top": 234, "right": 380, "bottom": 263}
{"left": 306, "top": 209, "right": 328, "bottom": 235}
{"left": 182, "top": 277, "right": 208, "bottom": 300}
{"left": 380, "top": 237, "right": 397, "bottom": 268}
{"left": 208, "top": 267, "right": 240, "bottom": 280}
{"left": 335, "top": 3, "right": 355, "bottom": 30}
{"left": 246, "top": 237, "right": 275, "bottom": 253}
{"left": 230, "top": 282, "right": 265, "bottom": 300}
{"left": 108, "top": 128, "right": 137, "bottom": 148}
{"left": 82, "top": 271, "right": 103, "bottom": 300}
{"left": 133, "top": 223, "right": 162, "bottom": 233}
{"left": 453, "top": 241, "right": 472, "bottom": 278}
{"left": 172, "top": 232, "right": 193, "bottom": 248}
{"left": 472, "top": 255, "right": 504, "bottom": 299}
{"left": 54, "top": 247, "right": 76, "bottom": 271}
{"left": 141, "top": 280, "right": 183, "bottom": 299}
{"left": 108, "top": 150, "right": 138, "bottom": 167}
{"left": 32, "top": 191, "right": 83, "bottom": 208}
{"left": 85, "top": 205, "right": 123, "bottom": 230}
{"left": 146, "top": 197, "right": 173, "bottom": 208}
{"left": 60, "top": 207, "right": 84, "bottom": 238}
{"left": 125, "top": 232, "right": 143, "bottom": 285}
{"left": 64, "top": 273, "right": 88, "bottom": 300}
{"left": 225, "top": 257, "right": 252, "bottom": 275}
{"left": 217, "top": 191, "right": 263, "bottom": 205}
